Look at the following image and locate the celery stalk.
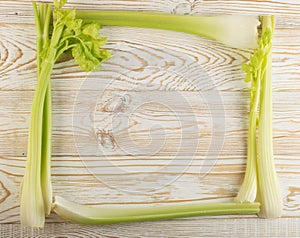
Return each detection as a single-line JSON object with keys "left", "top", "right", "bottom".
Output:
{"left": 76, "top": 11, "right": 259, "bottom": 49}
{"left": 235, "top": 29, "right": 263, "bottom": 204}
{"left": 235, "top": 102, "right": 259, "bottom": 203}
{"left": 257, "top": 16, "right": 282, "bottom": 218}
{"left": 38, "top": 3, "right": 53, "bottom": 216}
{"left": 20, "top": 3, "right": 53, "bottom": 227}
{"left": 236, "top": 16, "right": 282, "bottom": 218}
{"left": 41, "top": 86, "right": 52, "bottom": 215}
{"left": 20, "top": 1, "right": 111, "bottom": 227}
{"left": 53, "top": 196, "right": 260, "bottom": 225}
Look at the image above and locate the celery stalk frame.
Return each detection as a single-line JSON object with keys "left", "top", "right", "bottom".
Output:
{"left": 20, "top": 0, "right": 274, "bottom": 228}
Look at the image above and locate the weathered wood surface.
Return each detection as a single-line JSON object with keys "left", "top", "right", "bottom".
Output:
{"left": 1, "top": 0, "right": 300, "bottom": 237}
{"left": 2, "top": 218, "right": 300, "bottom": 237}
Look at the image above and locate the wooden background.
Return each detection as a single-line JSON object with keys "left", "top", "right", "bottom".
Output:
{"left": 1, "top": 0, "right": 300, "bottom": 237}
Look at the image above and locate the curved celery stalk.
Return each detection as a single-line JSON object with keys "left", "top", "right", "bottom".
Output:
{"left": 76, "top": 11, "right": 259, "bottom": 49}
{"left": 53, "top": 196, "right": 260, "bottom": 225}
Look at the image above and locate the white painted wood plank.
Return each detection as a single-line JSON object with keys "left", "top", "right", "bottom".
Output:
{"left": 1, "top": 218, "right": 300, "bottom": 237}
{"left": 1, "top": 154, "right": 300, "bottom": 223}
{"left": 0, "top": 91, "right": 300, "bottom": 157}
{"left": 1, "top": 24, "right": 300, "bottom": 92}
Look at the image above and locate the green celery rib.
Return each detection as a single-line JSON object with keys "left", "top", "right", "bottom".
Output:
{"left": 54, "top": 196, "right": 260, "bottom": 225}
{"left": 257, "top": 16, "right": 282, "bottom": 218}
{"left": 76, "top": 11, "right": 259, "bottom": 49}
{"left": 41, "top": 85, "right": 53, "bottom": 215}
{"left": 235, "top": 105, "right": 258, "bottom": 203}
{"left": 20, "top": 58, "right": 54, "bottom": 228}
{"left": 235, "top": 63, "right": 262, "bottom": 203}
{"left": 236, "top": 16, "right": 282, "bottom": 218}
{"left": 40, "top": 3, "right": 53, "bottom": 216}
{"left": 20, "top": 3, "right": 64, "bottom": 227}
{"left": 20, "top": 2, "right": 47, "bottom": 228}
{"left": 76, "top": 10, "right": 218, "bottom": 39}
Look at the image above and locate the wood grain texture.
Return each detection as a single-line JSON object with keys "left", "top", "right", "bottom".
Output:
{"left": 1, "top": 0, "right": 300, "bottom": 236}
{"left": 1, "top": 91, "right": 300, "bottom": 157}
{"left": 1, "top": 24, "right": 300, "bottom": 91}
{"left": 1, "top": 218, "right": 300, "bottom": 237}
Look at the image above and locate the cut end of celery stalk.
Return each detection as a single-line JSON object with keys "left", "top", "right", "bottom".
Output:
{"left": 205, "top": 15, "right": 260, "bottom": 49}
{"left": 20, "top": 176, "right": 45, "bottom": 228}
